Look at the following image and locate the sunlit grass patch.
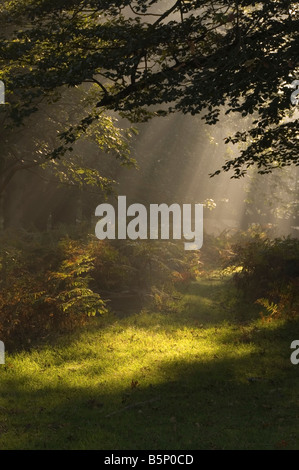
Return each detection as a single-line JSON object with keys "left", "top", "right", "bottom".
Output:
{"left": 0, "top": 273, "right": 298, "bottom": 450}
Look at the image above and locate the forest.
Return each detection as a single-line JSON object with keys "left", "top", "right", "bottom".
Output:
{"left": 0, "top": 0, "right": 298, "bottom": 451}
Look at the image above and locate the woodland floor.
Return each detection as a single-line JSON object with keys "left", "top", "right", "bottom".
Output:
{"left": 0, "top": 272, "right": 298, "bottom": 450}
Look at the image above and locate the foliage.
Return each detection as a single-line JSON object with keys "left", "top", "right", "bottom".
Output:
{"left": 0, "top": 230, "right": 199, "bottom": 347}
{"left": 0, "top": 231, "right": 107, "bottom": 347}
{"left": 230, "top": 235, "right": 299, "bottom": 319}
{"left": 0, "top": 85, "right": 136, "bottom": 198}
{"left": 90, "top": 239, "right": 201, "bottom": 314}
{"left": 48, "top": 239, "right": 107, "bottom": 317}
{"left": 256, "top": 285, "right": 299, "bottom": 321}
{"left": 91, "top": 238, "right": 200, "bottom": 292}
{"left": 114, "top": 240, "right": 200, "bottom": 290}
{"left": 199, "top": 230, "right": 235, "bottom": 270}
{"left": 242, "top": 166, "right": 299, "bottom": 231}
{"left": 0, "top": 1, "right": 298, "bottom": 176}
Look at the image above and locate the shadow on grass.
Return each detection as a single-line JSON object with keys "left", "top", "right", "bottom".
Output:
{"left": 1, "top": 275, "right": 298, "bottom": 449}
{"left": 0, "top": 318, "right": 298, "bottom": 450}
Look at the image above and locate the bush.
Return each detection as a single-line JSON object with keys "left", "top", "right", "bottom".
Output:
{"left": 230, "top": 236, "right": 299, "bottom": 320}
{"left": 0, "top": 231, "right": 107, "bottom": 348}
{"left": 0, "top": 231, "right": 200, "bottom": 347}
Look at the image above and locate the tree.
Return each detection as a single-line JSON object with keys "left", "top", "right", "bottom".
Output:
{"left": 0, "top": 82, "right": 136, "bottom": 229}
{"left": 0, "top": 10, "right": 136, "bottom": 223}
{"left": 0, "top": 0, "right": 298, "bottom": 177}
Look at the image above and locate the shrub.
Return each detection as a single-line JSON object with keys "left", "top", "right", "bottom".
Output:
{"left": 0, "top": 232, "right": 107, "bottom": 348}
{"left": 0, "top": 231, "right": 200, "bottom": 347}
{"left": 230, "top": 236, "right": 299, "bottom": 320}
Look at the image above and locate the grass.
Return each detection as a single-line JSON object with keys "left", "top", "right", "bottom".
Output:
{"left": 0, "top": 273, "right": 298, "bottom": 450}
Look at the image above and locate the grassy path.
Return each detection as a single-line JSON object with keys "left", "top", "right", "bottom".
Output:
{"left": 0, "top": 275, "right": 298, "bottom": 449}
